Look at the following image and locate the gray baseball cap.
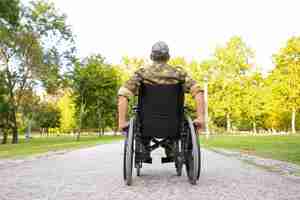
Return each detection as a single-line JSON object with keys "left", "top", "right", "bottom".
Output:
{"left": 151, "top": 41, "right": 169, "bottom": 54}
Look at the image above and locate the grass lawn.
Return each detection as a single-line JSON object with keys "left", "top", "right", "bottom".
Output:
{"left": 0, "top": 135, "right": 124, "bottom": 159}
{"left": 200, "top": 135, "right": 300, "bottom": 165}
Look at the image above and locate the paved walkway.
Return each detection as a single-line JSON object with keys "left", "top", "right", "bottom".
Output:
{"left": 1, "top": 141, "right": 300, "bottom": 200}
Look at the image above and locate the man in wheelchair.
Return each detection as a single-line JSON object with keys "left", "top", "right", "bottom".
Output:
{"left": 118, "top": 41, "right": 205, "bottom": 185}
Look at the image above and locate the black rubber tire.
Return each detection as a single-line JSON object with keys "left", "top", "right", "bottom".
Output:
{"left": 176, "top": 165, "right": 182, "bottom": 176}
{"left": 123, "top": 118, "right": 135, "bottom": 186}
{"left": 123, "top": 140, "right": 127, "bottom": 180}
{"left": 185, "top": 117, "right": 200, "bottom": 185}
{"left": 175, "top": 141, "right": 183, "bottom": 176}
{"left": 196, "top": 134, "right": 201, "bottom": 180}
{"left": 136, "top": 166, "right": 141, "bottom": 176}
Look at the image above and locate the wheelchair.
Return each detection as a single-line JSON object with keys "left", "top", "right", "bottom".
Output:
{"left": 123, "top": 83, "right": 201, "bottom": 185}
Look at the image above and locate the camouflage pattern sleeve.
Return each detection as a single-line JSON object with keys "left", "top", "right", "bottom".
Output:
{"left": 117, "top": 69, "right": 143, "bottom": 99}
{"left": 183, "top": 71, "right": 204, "bottom": 97}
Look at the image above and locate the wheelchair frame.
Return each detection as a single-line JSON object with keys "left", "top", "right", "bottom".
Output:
{"left": 123, "top": 84, "right": 201, "bottom": 185}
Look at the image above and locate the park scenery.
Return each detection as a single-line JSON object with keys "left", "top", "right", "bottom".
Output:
{"left": 0, "top": 0, "right": 300, "bottom": 200}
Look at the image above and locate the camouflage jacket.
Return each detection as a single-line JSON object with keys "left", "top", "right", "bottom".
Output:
{"left": 118, "top": 61, "right": 203, "bottom": 99}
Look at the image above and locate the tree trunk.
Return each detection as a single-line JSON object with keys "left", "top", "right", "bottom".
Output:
{"left": 97, "top": 108, "right": 102, "bottom": 137}
{"left": 11, "top": 110, "right": 18, "bottom": 144}
{"left": 291, "top": 108, "right": 296, "bottom": 134}
{"left": 2, "top": 132, "right": 8, "bottom": 144}
{"left": 114, "top": 113, "right": 118, "bottom": 136}
{"left": 1, "top": 129, "right": 8, "bottom": 144}
{"left": 76, "top": 129, "right": 80, "bottom": 141}
{"left": 41, "top": 128, "right": 44, "bottom": 137}
{"left": 3, "top": 56, "right": 18, "bottom": 144}
{"left": 26, "top": 119, "right": 32, "bottom": 140}
{"left": 226, "top": 113, "right": 231, "bottom": 133}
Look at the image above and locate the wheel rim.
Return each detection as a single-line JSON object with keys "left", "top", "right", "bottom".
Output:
{"left": 124, "top": 118, "right": 135, "bottom": 185}
{"left": 123, "top": 140, "right": 127, "bottom": 180}
{"left": 196, "top": 138, "right": 201, "bottom": 179}
{"left": 185, "top": 117, "right": 200, "bottom": 184}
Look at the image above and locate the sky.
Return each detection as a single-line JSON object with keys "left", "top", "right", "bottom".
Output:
{"left": 52, "top": 0, "right": 300, "bottom": 73}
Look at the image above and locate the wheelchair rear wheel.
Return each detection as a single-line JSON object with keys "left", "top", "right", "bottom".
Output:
{"left": 176, "top": 163, "right": 182, "bottom": 176}
{"left": 123, "top": 118, "right": 135, "bottom": 186}
{"left": 136, "top": 165, "right": 141, "bottom": 176}
{"left": 175, "top": 140, "right": 183, "bottom": 176}
{"left": 185, "top": 117, "right": 201, "bottom": 185}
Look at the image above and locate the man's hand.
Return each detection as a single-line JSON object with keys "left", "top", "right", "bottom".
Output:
{"left": 193, "top": 91, "right": 205, "bottom": 134}
{"left": 193, "top": 117, "right": 205, "bottom": 133}
{"left": 118, "top": 121, "right": 129, "bottom": 131}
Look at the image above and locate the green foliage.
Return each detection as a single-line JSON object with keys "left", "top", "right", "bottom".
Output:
{"left": 266, "top": 36, "right": 300, "bottom": 132}
{"left": 0, "top": 0, "right": 20, "bottom": 27}
{"left": 0, "top": 0, "right": 299, "bottom": 137}
{"left": 72, "top": 55, "right": 120, "bottom": 129}
{"left": 34, "top": 102, "right": 60, "bottom": 128}
{"left": 207, "top": 36, "right": 254, "bottom": 131}
{"left": 238, "top": 73, "right": 265, "bottom": 130}
{"left": 272, "top": 36, "right": 300, "bottom": 111}
{"left": 0, "top": 72, "right": 9, "bottom": 127}
{"left": 0, "top": 0, "right": 75, "bottom": 143}
{"left": 214, "top": 36, "right": 254, "bottom": 75}
{"left": 18, "top": 89, "right": 40, "bottom": 119}
{"left": 22, "top": 0, "right": 76, "bottom": 92}
{"left": 57, "top": 90, "right": 76, "bottom": 131}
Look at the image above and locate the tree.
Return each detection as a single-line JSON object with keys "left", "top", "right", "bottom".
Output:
{"left": 0, "top": 0, "right": 75, "bottom": 143}
{"left": 57, "top": 89, "right": 76, "bottom": 132}
{"left": 0, "top": 71, "right": 10, "bottom": 144}
{"left": 262, "top": 71, "right": 288, "bottom": 131}
{"left": 17, "top": 88, "right": 40, "bottom": 139}
{"left": 239, "top": 73, "right": 265, "bottom": 132}
{"left": 208, "top": 36, "right": 254, "bottom": 132}
{"left": 273, "top": 36, "right": 300, "bottom": 133}
{"left": 209, "top": 76, "right": 244, "bottom": 132}
{"left": 72, "top": 55, "right": 119, "bottom": 138}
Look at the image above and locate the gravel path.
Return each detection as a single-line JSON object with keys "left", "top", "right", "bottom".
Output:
{"left": 1, "top": 141, "right": 300, "bottom": 200}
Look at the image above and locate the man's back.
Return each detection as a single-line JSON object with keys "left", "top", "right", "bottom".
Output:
{"left": 118, "top": 62, "right": 202, "bottom": 99}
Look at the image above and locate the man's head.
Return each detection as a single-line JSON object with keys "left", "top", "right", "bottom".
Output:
{"left": 150, "top": 41, "right": 170, "bottom": 62}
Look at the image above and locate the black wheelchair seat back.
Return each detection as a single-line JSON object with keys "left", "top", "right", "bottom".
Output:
{"left": 137, "top": 82, "right": 184, "bottom": 138}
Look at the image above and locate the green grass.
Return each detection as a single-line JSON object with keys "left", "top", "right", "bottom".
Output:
{"left": 200, "top": 135, "right": 300, "bottom": 165}
{"left": 0, "top": 135, "right": 124, "bottom": 159}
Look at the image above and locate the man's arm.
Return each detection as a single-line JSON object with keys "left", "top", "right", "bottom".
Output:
{"left": 194, "top": 91, "right": 205, "bottom": 131}
{"left": 117, "top": 68, "right": 143, "bottom": 131}
{"left": 184, "top": 71, "right": 205, "bottom": 132}
{"left": 118, "top": 96, "right": 129, "bottom": 131}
